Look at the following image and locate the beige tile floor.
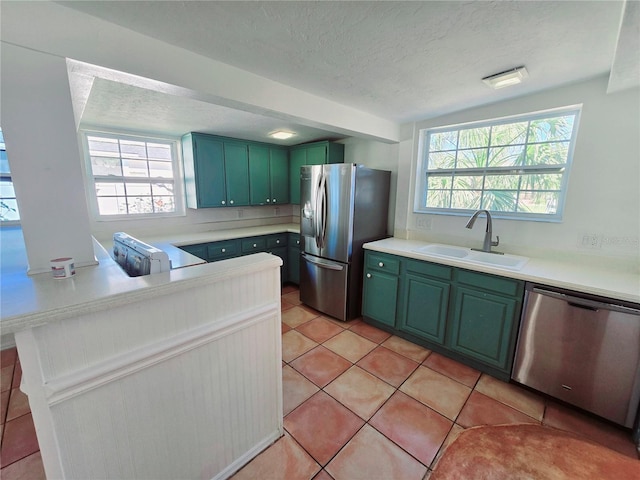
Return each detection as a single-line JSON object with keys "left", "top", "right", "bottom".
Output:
{"left": 1, "top": 285, "right": 638, "bottom": 479}
{"left": 233, "top": 285, "right": 639, "bottom": 480}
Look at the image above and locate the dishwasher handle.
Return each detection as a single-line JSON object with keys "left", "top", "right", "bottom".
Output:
{"left": 532, "top": 287, "right": 640, "bottom": 315}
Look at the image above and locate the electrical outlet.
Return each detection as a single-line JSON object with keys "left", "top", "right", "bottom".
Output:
{"left": 416, "top": 216, "right": 432, "bottom": 230}
{"left": 274, "top": 207, "right": 280, "bottom": 216}
{"left": 601, "top": 236, "right": 640, "bottom": 249}
{"left": 237, "top": 209, "right": 244, "bottom": 219}
{"left": 578, "top": 233, "right": 601, "bottom": 249}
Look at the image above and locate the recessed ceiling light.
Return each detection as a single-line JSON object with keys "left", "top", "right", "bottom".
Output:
{"left": 482, "top": 66, "right": 529, "bottom": 89}
{"left": 269, "top": 130, "right": 296, "bottom": 140}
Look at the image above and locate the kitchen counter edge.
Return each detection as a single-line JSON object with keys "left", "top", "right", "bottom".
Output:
{"left": 364, "top": 238, "right": 640, "bottom": 305}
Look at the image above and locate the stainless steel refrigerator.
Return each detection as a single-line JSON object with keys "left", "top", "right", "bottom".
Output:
{"left": 299, "top": 163, "right": 391, "bottom": 321}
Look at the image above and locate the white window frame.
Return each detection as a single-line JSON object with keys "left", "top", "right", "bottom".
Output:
{"left": 0, "top": 128, "right": 20, "bottom": 225}
{"left": 81, "top": 129, "right": 185, "bottom": 221}
{"left": 414, "top": 105, "right": 582, "bottom": 222}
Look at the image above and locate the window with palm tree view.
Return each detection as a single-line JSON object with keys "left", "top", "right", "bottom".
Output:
{"left": 416, "top": 107, "right": 580, "bottom": 221}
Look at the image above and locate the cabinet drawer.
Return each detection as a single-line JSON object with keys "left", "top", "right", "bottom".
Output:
{"left": 405, "top": 259, "right": 452, "bottom": 280}
{"left": 241, "top": 237, "right": 267, "bottom": 253}
{"left": 288, "top": 233, "right": 301, "bottom": 248}
{"left": 456, "top": 269, "right": 523, "bottom": 297}
{"left": 179, "top": 244, "right": 207, "bottom": 260}
{"left": 267, "top": 234, "right": 288, "bottom": 248}
{"left": 366, "top": 252, "right": 400, "bottom": 275}
{"left": 208, "top": 240, "right": 239, "bottom": 260}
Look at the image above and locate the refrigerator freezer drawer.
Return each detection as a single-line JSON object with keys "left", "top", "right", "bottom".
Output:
{"left": 300, "top": 253, "right": 349, "bottom": 321}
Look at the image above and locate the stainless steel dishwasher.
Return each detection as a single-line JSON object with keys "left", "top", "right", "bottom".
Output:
{"left": 512, "top": 283, "right": 640, "bottom": 428}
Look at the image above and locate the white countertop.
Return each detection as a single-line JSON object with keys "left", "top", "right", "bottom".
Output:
{"left": 0, "top": 224, "right": 298, "bottom": 335}
{"left": 364, "top": 238, "right": 640, "bottom": 304}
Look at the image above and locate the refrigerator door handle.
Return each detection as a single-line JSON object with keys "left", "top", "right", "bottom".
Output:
{"left": 314, "top": 175, "right": 322, "bottom": 249}
{"left": 301, "top": 253, "right": 344, "bottom": 271}
{"left": 319, "top": 173, "right": 328, "bottom": 249}
{"left": 314, "top": 173, "right": 327, "bottom": 249}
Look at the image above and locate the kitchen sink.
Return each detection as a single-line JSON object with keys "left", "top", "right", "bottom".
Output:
{"left": 415, "top": 244, "right": 470, "bottom": 258}
{"left": 412, "top": 244, "right": 529, "bottom": 271}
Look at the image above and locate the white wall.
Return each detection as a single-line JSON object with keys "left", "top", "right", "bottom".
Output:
{"left": 341, "top": 138, "right": 399, "bottom": 235}
{"left": 1, "top": 44, "right": 96, "bottom": 273}
{"left": 395, "top": 76, "right": 640, "bottom": 271}
{"left": 89, "top": 204, "right": 296, "bottom": 243}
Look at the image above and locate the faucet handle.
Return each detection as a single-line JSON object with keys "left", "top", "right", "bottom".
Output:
{"left": 492, "top": 235, "right": 500, "bottom": 247}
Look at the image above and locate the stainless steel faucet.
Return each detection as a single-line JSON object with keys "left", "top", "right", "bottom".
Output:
{"left": 465, "top": 210, "right": 501, "bottom": 254}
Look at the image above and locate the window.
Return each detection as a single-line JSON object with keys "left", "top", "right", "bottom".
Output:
{"left": 415, "top": 106, "right": 580, "bottom": 221}
{"left": 83, "top": 131, "right": 184, "bottom": 219}
{"left": 0, "top": 128, "right": 20, "bottom": 223}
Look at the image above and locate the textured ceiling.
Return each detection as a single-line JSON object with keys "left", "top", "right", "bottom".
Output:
{"left": 58, "top": 0, "right": 632, "bottom": 139}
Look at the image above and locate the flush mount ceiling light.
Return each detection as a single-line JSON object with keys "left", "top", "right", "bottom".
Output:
{"left": 269, "top": 130, "right": 296, "bottom": 140}
{"left": 482, "top": 66, "right": 529, "bottom": 89}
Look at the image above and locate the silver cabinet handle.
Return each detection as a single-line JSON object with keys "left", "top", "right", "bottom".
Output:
{"left": 221, "top": 200, "right": 226, "bottom": 205}
{"left": 267, "top": 199, "right": 270, "bottom": 203}
{"left": 230, "top": 200, "right": 234, "bottom": 205}
{"left": 273, "top": 198, "right": 277, "bottom": 203}
{"left": 253, "top": 243, "right": 257, "bottom": 248}
{"left": 276, "top": 240, "right": 280, "bottom": 244}
{"left": 378, "top": 262, "right": 384, "bottom": 267}
{"left": 221, "top": 248, "right": 226, "bottom": 253}
{"left": 367, "top": 273, "right": 372, "bottom": 278}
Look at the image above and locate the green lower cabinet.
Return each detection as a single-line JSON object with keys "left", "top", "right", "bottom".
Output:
{"left": 287, "top": 233, "right": 301, "bottom": 285}
{"left": 288, "top": 248, "right": 300, "bottom": 284}
{"left": 268, "top": 246, "right": 288, "bottom": 283}
{"left": 361, "top": 250, "right": 524, "bottom": 378}
{"left": 207, "top": 239, "right": 240, "bottom": 261}
{"left": 362, "top": 269, "right": 399, "bottom": 327}
{"left": 448, "top": 286, "right": 519, "bottom": 371}
{"left": 179, "top": 243, "right": 207, "bottom": 260}
{"left": 399, "top": 272, "right": 449, "bottom": 344}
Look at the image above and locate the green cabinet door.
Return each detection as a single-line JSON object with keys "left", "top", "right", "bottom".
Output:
{"left": 362, "top": 269, "right": 399, "bottom": 327}
{"left": 288, "top": 247, "right": 300, "bottom": 284}
{"left": 269, "top": 148, "right": 289, "bottom": 204}
{"left": 269, "top": 246, "right": 288, "bottom": 284}
{"left": 248, "top": 145, "right": 270, "bottom": 205}
{"left": 305, "top": 144, "right": 327, "bottom": 165}
{"left": 448, "top": 286, "right": 519, "bottom": 371}
{"left": 289, "top": 149, "right": 306, "bottom": 205}
{"left": 400, "top": 273, "right": 449, "bottom": 344}
{"left": 223, "top": 143, "right": 250, "bottom": 206}
{"left": 194, "top": 136, "right": 226, "bottom": 207}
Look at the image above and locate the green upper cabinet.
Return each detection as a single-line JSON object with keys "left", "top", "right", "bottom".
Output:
{"left": 289, "top": 141, "right": 344, "bottom": 204}
{"left": 248, "top": 145, "right": 270, "bottom": 205}
{"left": 223, "top": 142, "right": 250, "bottom": 207}
{"left": 269, "top": 148, "right": 289, "bottom": 204}
{"left": 182, "top": 134, "right": 226, "bottom": 208}
{"left": 288, "top": 149, "right": 306, "bottom": 205}
{"left": 183, "top": 133, "right": 343, "bottom": 208}
{"left": 248, "top": 145, "right": 289, "bottom": 206}
{"left": 182, "top": 133, "right": 249, "bottom": 208}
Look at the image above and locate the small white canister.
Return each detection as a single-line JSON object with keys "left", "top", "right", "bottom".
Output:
{"left": 51, "top": 257, "right": 75, "bottom": 279}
